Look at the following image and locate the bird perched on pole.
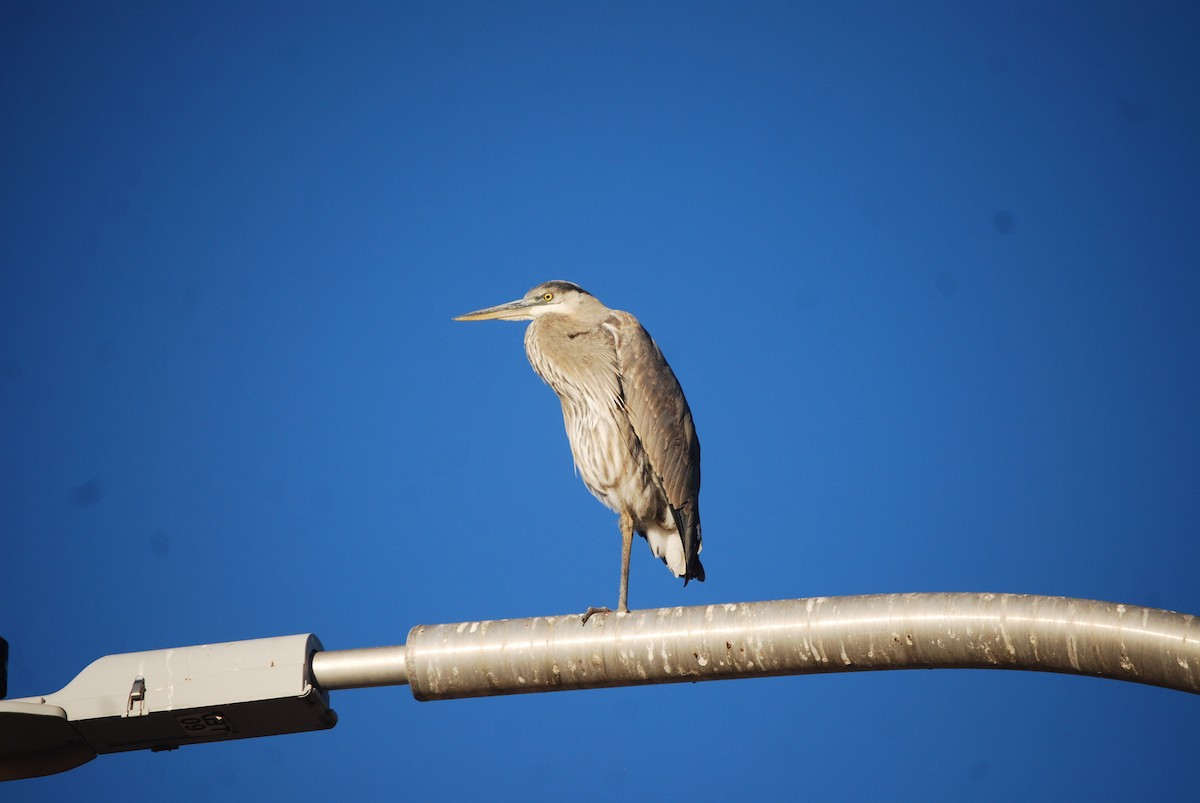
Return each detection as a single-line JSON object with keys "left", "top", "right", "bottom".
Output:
{"left": 455, "top": 281, "right": 703, "bottom": 618}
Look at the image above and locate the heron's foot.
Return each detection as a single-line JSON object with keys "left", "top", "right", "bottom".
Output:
{"left": 581, "top": 606, "right": 611, "bottom": 624}
{"left": 581, "top": 606, "right": 630, "bottom": 624}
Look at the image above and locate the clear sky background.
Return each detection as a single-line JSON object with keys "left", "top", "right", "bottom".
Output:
{"left": 3, "top": 2, "right": 1198, "bottom": 800}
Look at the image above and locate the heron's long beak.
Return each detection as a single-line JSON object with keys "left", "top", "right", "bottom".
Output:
{"left": 453, "top": 298, "right": 536, "bottom": 322}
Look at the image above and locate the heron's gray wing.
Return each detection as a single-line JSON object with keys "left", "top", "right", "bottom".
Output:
{"left": 607, "top": 311, "right": 703, "bottom": 579}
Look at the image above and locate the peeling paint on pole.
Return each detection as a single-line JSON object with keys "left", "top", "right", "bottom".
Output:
{"left": 396, "top": 594, "right": 1200, "bottom": 700}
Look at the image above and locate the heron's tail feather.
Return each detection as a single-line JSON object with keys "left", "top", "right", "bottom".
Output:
{"left": 642, "top": 524, "right": 705, "bottom": 584}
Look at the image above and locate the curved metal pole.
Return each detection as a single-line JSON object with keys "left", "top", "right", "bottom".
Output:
{"left": 310, "top": 594, "right": 1200, "bottom": 698}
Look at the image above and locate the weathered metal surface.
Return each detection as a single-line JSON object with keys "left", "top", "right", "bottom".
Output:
{"left": 392, "top": 594, "right": 1198, "bottom": 700}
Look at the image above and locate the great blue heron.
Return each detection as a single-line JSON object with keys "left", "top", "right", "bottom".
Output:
{"left": 455, "top": 281, "right": 703, "bottom": 617}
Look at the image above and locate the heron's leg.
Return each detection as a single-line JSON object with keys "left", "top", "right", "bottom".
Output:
{"left": 582, "top": 512, "right": 634, "bottom": 624}
{"left": 617, "top": 511, "right": 633, "bottom": 613}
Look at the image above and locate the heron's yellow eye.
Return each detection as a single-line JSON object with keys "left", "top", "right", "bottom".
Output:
{"left": 542, "top": 292, "right": 554, "bottom": 301}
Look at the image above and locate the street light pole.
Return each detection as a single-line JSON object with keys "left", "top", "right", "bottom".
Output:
{"left": 4, "top": 593, "right": 1198, "bottom": 782}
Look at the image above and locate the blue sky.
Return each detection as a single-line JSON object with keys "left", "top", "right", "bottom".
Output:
{"left": 2, "top": 1, "right": 1198, "bottom": 799}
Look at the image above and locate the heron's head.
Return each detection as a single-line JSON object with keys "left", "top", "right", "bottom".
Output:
{"left": 454, "top": 281, "right": 598, "bottom": 322}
